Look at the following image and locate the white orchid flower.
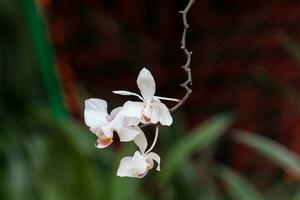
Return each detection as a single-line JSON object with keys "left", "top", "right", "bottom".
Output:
{"left": 84, "top": 98, "right": 141, "bottom": 148}
{"left": 117, "top": 128, "right": 161, "bottom": 178}
{"left": 113, "top": 67, "right": 179, "bottom": 126}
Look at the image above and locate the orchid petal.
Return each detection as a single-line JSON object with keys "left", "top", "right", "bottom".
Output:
{"left": 134, "top": 130, "right": 148, "bottom": 154}
{"left": 84, "top": 99, "right": 109, "bottom": 128}
{"left": 137, "top": 68, "right": 156, "bottom": 101}
{"left": 126, "top": 117, "right": 141, "bottom": 126}
{"left": 117, "top": 156, "right": 134, "bottom": 177}
{"left": 120, "top": 101, "right": 144, "bottom": 119}
{"left": 112, "top": 90, "right": 143, "bottom": 101}
{"left": 110, "top": 111, "right": 127, "bottom": 132}
{"left": 153, "top": 96, "right": 180, "bottom": 102}
{"left": 146, "top": 152, "right": 161, "bottom": 171}
{"left": 85, "top": 98, "right": 107, "bottom": 113}
{"left": 111, "top": 116, "right": 140, "bottom": 132}
{"left": 84, "top": 110, "right": 107, "bottom": 129}
{"left": 101, "top": 126, "right": 114, "bottom": 138}
{"left": 118, "top": 126, "right": 141, "bottom": 142}
{"left": 153, "top": 102, "right": 173, "bottom": 126}
{"left": 109, "top": 107, "right": 122, "bottom": 121}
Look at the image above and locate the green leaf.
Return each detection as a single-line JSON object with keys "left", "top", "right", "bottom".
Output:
{"left": 109, "top": 177, "right": 141, "bottom": 200}
{"left": 265, "top": 182, "right": 294, "bottom": 200}
{"left": 160, "top": 113, "right": 234, "bottom": 184}
{"left": 232, "top": 130, "right": 300, "bottom": 176}
{"left": 215, "top": 165, "right": 265, "bottom": 200}
{"left": 20, "top": 0, "right": 68, "bottom": 119}
{"left": 198, "top": 179, "right": 221, "bottom": 200}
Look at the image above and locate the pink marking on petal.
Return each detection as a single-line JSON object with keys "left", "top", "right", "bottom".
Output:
{"left": 96, "top": 137, "right": 113, "bottom": 148}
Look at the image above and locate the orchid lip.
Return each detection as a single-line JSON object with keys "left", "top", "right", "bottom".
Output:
{"left": 137, "top": 172, "right": 148, "bottom": 178}
{"left": 96, "top": 137, "right": 113, "bottom": 148}
{"left": 132, "top": 169, "right": 148, "bottom": 178}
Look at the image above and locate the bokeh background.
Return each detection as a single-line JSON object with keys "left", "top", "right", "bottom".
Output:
{"left": 2, "top": 0, "right": 300, "bottom": 199}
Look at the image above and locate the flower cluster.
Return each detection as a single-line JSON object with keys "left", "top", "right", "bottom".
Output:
{"left": 84, "top": 68, "right": 179, "bottom": 178}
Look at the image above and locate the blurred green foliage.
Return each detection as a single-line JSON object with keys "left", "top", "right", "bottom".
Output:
{"left": 215, "top": 165, "right": 265, "bottom": 200}
{"left": 2, "top": 0, "right": 300, "bottom": 200}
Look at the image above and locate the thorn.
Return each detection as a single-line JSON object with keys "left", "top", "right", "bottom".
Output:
{"left": 179, "top": 10, "right": 184, "bottom": 13}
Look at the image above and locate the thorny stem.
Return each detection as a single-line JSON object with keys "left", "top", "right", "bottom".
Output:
{"left": 170, "top": 0, "right": 194, "bottom": 113}
{"left": 145, "top": 125, "right": 159, "bottom": 154}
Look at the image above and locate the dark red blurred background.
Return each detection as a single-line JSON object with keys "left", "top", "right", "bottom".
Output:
{"left": 42, "top": 0, "right": 300, "bottom": 176}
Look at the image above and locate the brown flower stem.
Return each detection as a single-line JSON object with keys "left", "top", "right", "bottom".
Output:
{"left": 170, "top": 0, "right": 194, "bottom": 113}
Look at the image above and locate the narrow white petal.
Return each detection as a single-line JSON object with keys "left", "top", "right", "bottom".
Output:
{"left": 153, "top": 96, "right": 180, "bottom": 102}
{"left": 134, "top": 130, "right": 148, "bottom": 154}
{"left": 84, "top": 110, "right": 107, "bottom": 129}
{"left": 85, "top": 98, "right": 107, "bottom": 113}
{"left": 117, "top": 126, "right": 141, "bottom": 142}
{"left": 117, "top": 156, "right": 135, "bottom": 177}
{"left": 137, "top": 68, "right": 156, "bottom": 101}
{"left": 120, "top": 101, "right": 144, "bottom": 119}
{"left": 153, "top": 102, "right": 173, "bottom": 126}
{"left": 113, "top": 90, "right": 143, "bottom": 100}
{"left": 146, "top": 152, "right": 161, "bottom": 171}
